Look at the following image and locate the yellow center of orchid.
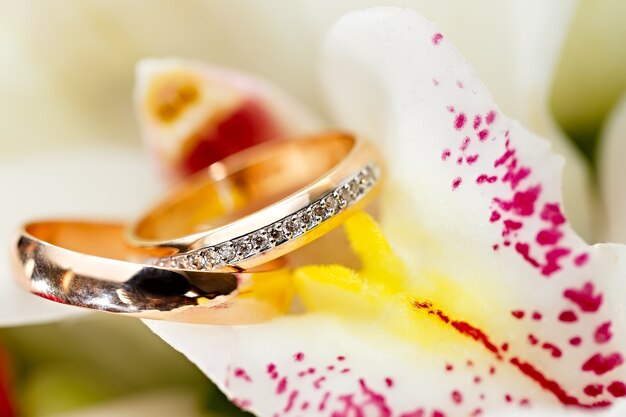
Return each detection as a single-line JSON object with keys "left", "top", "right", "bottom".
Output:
{"left": 295, "top": 212, "right": 506, "bottom": 359}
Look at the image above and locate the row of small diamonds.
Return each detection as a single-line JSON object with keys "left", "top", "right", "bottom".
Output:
{"left": 155, "top": 163, "right": 379, "bottom": 271}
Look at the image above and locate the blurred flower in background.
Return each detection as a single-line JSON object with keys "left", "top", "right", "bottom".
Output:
{"left": 0, "top": 0, "right": 625, "bottom": 416}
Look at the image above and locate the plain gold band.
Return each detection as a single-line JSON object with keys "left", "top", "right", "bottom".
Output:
{"left": 12, "top": 220, "right": 293, "bottom": 324}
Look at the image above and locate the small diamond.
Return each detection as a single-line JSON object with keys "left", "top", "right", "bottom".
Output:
{"left": 348, "top": 179, "right": 361, "bottom": 197}
{"left": 190, "top": 252, "right": 206, "bottom": 270}
{"left": 156, "top": 259, "right": 167, "bottom": 267}
{"left": 178, "top": 255, "right": 191, "bottom": 269}
{"left": 323, "top": 195, "right": 339, "bottom": 213}
{"left": 337, "top": 186, "right": 352, "bottom": 207}
{"left": 218, "top": 244, "right": 236, "bottom": 263}
{"left": 269, "top": 225, "right": 286, "bottom": 244}
{"left": 201, "top": 249, "right": 222, "bottom": 269}
{"left": 311, "top": 204, "right": 327, "bottom": 220}
{"left": 235, "top": 239, "right": 253, "bottom": 258}
{"left": 298, "top": 211, "right": 314, "bottom": 229}
{"left": 251, "top": 232, "right": 270, "bottom": 251}
{"left": 283, "top": 218, "right": 301, "bottom": 236}
{"left": 169, "top": 258, "right": 179, "bottom": 268}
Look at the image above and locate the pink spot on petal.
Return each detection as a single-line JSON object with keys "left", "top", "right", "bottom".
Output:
{"left": 559, "top": 310, "right": 578, "bottom": 322}
{"left": 490, "top": 211, "right": 501, "bottom": 222}
{"left": 478, "top": 129, "right": 489, "bottom": 141}
{"left": 432, "top": 78, "right": 440, "bottom": 86}
{"left": 447, "top": 105, "right": 455, "bottom": 113}
{"left": 477, "top": 174, "right": 497, "bottom": 184}
{"left": 385, "top": 377, "right": 394, "bottom": 388}
{"left": 485, "top": 111, "right": 497, "bottom": 125}
{"left": 511, "top": 310, "right": 525, "bottom": 319}
{"left": 473, "top": 115, "right": 482, "bottom": 130}
{"left": 608, "top": 381, "right": 626, "bottom": 398}
{"left": 456, "top": 80, "right": 464, "bottom": 89}
{"left": 460, "top": 137, "right": 471, "bottom": 151}
{"left": 452, "top": 177, "right": 462, "bottom": 190}
{"left": 277, "top": 377, "right": 288, "bottom": 394}
{"left": 432, "top": 33, "right": 444, "bottom": 45}
{"left": 564, "top": 282, "right": 603, "bottom": 312}
{"left": 541, "top": 342, "right": 562, "bottom": 358}
{"left": 451, "top": 390, "right": 463, "bottom": 404}
{"left": 466, "top": 154, "right": 479, "bottom": 165}
{"left": 441, "top": 148, "right": 451, "bottom": 161}
{"left": 582, "top": 353, "right": 624, "bottom": 375}
{"left": 595, "top": 322, "right": 613, "bottom": 344}
{"left": 570, "top": 336, "right": 582, "bottom": 346}
{"left": 574, "top": 253, "right": 589, "bottom": 267}
{"left": 541, "top": 203, "right": 566, "bottom": 226}
{"left": 294, "top": 352, "right": 304, "bottom": 362}
{"left": 536, "top": 229, "right": 563, "bottom": 245}
{"left": 584, "top": 384, "right": 604, "bottom": 397}
{"left": 454, "top": 113, "right": 467, "bottom": 130}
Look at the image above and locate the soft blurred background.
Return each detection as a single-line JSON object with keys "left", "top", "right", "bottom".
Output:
{"left": 0, "top": 1, "right": 624, "bottom": 416}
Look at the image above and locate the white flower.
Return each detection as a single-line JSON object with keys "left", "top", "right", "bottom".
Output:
{"left": 1, "top": 2, "right": 625, "bottom": 416}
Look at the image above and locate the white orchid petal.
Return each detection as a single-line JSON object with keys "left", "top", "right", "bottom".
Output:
{"left": 147, "top": 7, "right": 626, "bottom": 416}
{"left": 322, "top": 4, "right": 626, "bottom": 407}
{"left": 0, "top": 147, "right": 162, "bottom": 326}
{"left": 600, "top": 94, "right": 626, "bottom": 243}
{"left": 297, "top": 0, "right": 594, "bottom": 239}
{"left": 134, "top": 58, "right": 322, "bottom": 179}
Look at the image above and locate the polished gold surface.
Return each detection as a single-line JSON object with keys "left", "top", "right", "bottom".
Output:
{"left": 128, "top": 131, "right": 382, "bottom": 270}
{"left": 12, "top": 221, "right": 293, "bottom": 324}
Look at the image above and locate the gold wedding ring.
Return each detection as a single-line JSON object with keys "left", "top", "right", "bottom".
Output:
{"left": 12, "top": 221, "right": 293, "bottom": 323}
{"left": 128, "top": 131, "right": 382, "bottom": 271}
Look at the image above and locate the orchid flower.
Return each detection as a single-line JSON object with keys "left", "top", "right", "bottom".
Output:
{"left": 1, "top": 2, "right": 626, "bottom": 416}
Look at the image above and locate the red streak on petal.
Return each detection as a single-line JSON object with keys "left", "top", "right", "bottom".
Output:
{"left": 510, "top": 357, "right": 610, "bottom": 408}
{"left": 515, "top": 242, "right": 541, "bottom": 268}
{"left": 532, "top": 312, "right": 542, "bottom": 321}
{"left": 284, "top": 390, "right": 298, "bottom": 412}
{"left": 564, "top": 282, "right": 603, "bottom": 312}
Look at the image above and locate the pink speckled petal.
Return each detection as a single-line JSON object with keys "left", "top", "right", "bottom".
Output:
{"left": 134, "top": 58, "right": 322, "bottom": 180}
{"left": 323, "top": 5, "right": 626, "bottom": 409}
{"left": 146, "top": 7, "right": 626, "bottom": 416}
{"left": 600, "top": 94, "right": 626, "bottom": 243}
